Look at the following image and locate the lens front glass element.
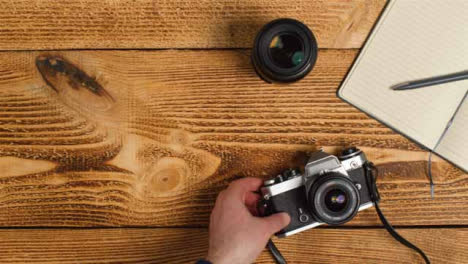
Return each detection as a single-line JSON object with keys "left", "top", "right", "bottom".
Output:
{"left": 269, "top": 34, "right": 305, "bottom": 68}
{"left": 324, "top": 189, "right": 348, "bottom": 212}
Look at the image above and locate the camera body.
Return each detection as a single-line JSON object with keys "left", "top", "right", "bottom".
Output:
{"left": 260, "top": 147, "right": 375, "bottom": 237}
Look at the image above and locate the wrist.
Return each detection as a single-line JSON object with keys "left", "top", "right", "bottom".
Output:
{"left": 195, "top": 259, "right": 212, "bottom": 264}
{"left": 206, "top": 252, "right": 229, "bottom": 264}
{"left": 205, "top": 254, "right": 219, "bottom": 264}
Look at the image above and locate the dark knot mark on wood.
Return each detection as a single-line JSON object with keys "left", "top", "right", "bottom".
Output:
{"left": 35, "top": 55, "right": 114, "bottom": 102}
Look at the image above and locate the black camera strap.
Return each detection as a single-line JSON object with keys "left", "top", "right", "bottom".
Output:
{"left": 364, "top": 162, "right": 430, "bottom": 264}
{"left": 267, "top": 163, "right": 431, "bottom": 264}
{"left": 267, "top": 239, "right": 287, "bottom": 264}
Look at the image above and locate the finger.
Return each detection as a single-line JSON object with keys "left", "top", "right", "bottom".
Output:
{"left": 226, "top": 177, "right": 263, "bottom": 200}
{"left": 212, "top": 190, "right": 228, "bottom": 213}
{"left": 246, "top": 203, "right": 259, "bottom": 216}
{"left": 210, "top": 190, "right": 226, "bottom": 222}
{"left": 261, "top": 212, "right": 291, "bottom": 235}
{"left": 214, "top": 190, "right": 226, "bottom": 206}
{"left": 245, "top": 192, "right": 260, "bottom": 208}
{"left": 245, "top": 192, "right": 261, "bottom": 216}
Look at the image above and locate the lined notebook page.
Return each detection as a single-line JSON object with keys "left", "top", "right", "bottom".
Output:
{"left": 437, "top": 98, "right": 468, "bottom": 171}
{"left": 338, "top": 0, "right": 468, "bottom": 152}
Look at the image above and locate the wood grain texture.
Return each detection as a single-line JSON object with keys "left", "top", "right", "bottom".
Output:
{"left": 0, "top": 227, "right": 466, "bottom": 263}
{"left": 0, "top": 0, "right": 386, "bottom": 50}
{"left": 0, "top": 50, "right": 466, "bottom": 227}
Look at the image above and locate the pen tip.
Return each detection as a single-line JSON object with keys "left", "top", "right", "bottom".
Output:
{"left": 391, "top": 83, "right": 408, "bottom": 90}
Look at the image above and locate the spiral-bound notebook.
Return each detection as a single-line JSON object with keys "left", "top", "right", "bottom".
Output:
{"left": 337, "top": 0, "right": 468, "bottom": 171}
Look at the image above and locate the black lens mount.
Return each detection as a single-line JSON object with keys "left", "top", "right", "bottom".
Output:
{"left": 252, "top": 18, "right": 318, "bottom": 83}
{"left": 309, "top": 173, "right": 360, "bottom": 225}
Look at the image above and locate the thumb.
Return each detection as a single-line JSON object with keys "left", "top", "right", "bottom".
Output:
{"left": 261, "top": 212, "right": 291, "bottom": 235}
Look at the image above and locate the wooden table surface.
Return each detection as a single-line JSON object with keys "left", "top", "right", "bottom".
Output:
{"left": 0, "top": 0, "right": 467, "bottom": 263}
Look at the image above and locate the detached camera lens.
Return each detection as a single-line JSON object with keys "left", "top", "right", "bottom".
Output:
{"left": 309, "top": 173, "right": 360, "bottom": 225}
{"left": 252, "top": 18, "right": 318, "bottom": 83}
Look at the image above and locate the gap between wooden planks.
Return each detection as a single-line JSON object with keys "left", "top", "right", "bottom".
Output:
{"left": 0, "top": 227, "right": 466, "bottom": 263}
{"left": 0, "top": 0, "right": 386, "bottom": 50}
{"left": 0, "top": 49, "right": 466, "bottom": 227}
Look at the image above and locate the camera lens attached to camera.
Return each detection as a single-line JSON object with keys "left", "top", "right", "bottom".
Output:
{"left": 309, "top": 173, "right": 360, "bottom": 225}
{"left": 252, "top": 18, "right": 318, "bottom": 83}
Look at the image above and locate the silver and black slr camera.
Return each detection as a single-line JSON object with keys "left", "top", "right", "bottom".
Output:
{"left": 260, "top": 147, "right": 377, "bottom": 237}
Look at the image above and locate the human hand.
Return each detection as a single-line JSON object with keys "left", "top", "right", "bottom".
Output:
{"left": 206, "top": 178, "right": 291, "bottom": 264}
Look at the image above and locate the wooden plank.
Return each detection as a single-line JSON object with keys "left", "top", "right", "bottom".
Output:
{"left": 0, "top": 227, "right": 466, "bottom": 263}
{"left": 0, "top": 0, "right": 386, "bottom": 50}
{"left": 0, "top": 50, "right": 466, "bottom": 227}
